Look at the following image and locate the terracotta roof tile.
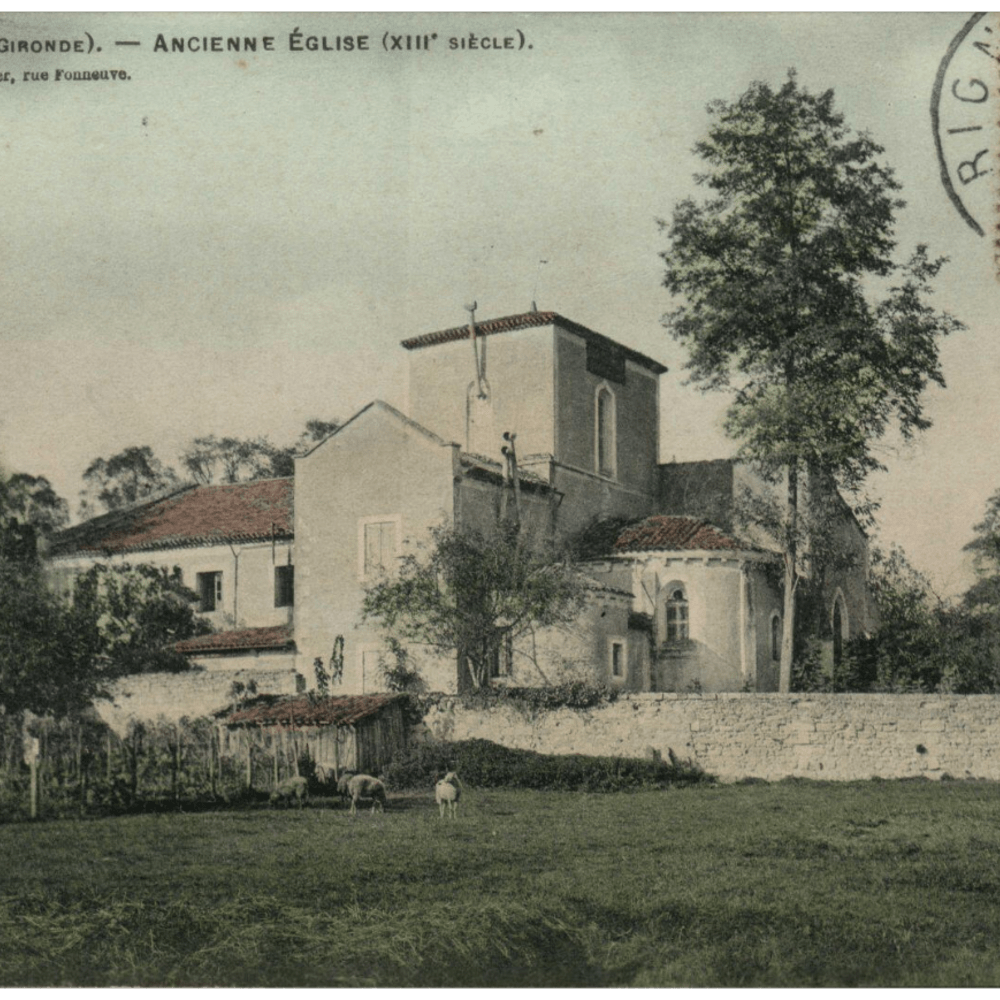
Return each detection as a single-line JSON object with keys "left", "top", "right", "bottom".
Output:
{"left": 175, "top": 624, "right": 294, "bottom": 655}
{"left": 49, "top": 478, "right": 294, "bottom": 557}
{"left": 222, "top": 692, "right": 402, "bottom": 727}
{"left": 401, "top": 311, "right": 667, "bottom": 374}
{"left": 576, "top": 515, "right": 744, "bottom": 558}
{"left": 613, "top": 515, "right": 742, "bottom": 554}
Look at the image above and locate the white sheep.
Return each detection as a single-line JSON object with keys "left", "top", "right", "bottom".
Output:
{"left": 270, "top": 775, "right": 309, "bottom": 809}
{"left": 435, "top": 771, "right": 462, "bottom": 819}
{"left": 347, "top": 773, "right": 387, "bottom": 815}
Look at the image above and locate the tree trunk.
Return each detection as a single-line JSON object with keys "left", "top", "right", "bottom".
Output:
{"left": 779, "top": 464, "right": 799, "bottom": 693}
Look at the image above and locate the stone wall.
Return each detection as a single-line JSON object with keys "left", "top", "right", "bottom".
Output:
{"left": 94, "top": 665, "right": 304, "bottom": 734}
{"left": 420, "top": 692, "right": 1000, "bottom": 782}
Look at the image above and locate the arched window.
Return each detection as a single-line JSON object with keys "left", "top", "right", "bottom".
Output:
{"left": 666, "top": 587, "right": 689, "bottom": 642}
{"left": 832, "top": 596, "right": 847, "bottom": 666}
{"left": 595, "top": 384, "right": 616, "bottom": 479}
{"left": 770, "top": 613, "right": 781, "bottom": 662}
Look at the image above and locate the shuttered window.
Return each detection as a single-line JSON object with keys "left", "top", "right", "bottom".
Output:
{"left": 360, "top": 517, "right": 399, "bottom": 578}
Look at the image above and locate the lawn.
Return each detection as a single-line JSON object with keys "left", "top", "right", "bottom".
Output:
{"left": 2, "top": 779, "right": 1000, "bottom": 987}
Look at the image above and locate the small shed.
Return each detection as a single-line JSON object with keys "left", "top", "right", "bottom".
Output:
{"left": 218, "top": 693, "right": 408, "bottom": 784}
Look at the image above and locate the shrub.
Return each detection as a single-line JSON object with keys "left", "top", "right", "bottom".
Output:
{"left": 382, "top": 738, "right": 711, "bottom": 792}
{"left": 458, "top": 680, "right": 618, "bottom": 715}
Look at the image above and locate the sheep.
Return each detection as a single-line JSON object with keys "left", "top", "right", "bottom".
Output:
{"left": 335, "top": 771, "right": 357, "bottom": 803}
{"left": 270, "top": 775, "right": 309, "bottom": 809}
{"left": 435, "top": 771, "right": 462, "bottom": 819}
{"left": 347, "top": 773, "right": 387, "bottom": 815}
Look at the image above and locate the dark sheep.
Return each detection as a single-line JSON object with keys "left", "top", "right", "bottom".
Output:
{"left": 270, "top": 775, "right": 309, "bottom": 809}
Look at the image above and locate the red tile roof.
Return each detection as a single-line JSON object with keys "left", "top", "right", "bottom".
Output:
{"left": 401, "top": 311, "right": 667, "bottom": 374}
{"left": 49, "top": 478, "right": 294, "bottom": 557}
{"left": 175, "top": 624, "right": 295, "bottom": 655}
{"left": 576, "top": 515, "right": 746, "bottom": 558}
{"left": 222, "top": 692, "right": 402, "bottom": 727}
{"left": 613, "top": 515, "right": 742, "bottom": 554}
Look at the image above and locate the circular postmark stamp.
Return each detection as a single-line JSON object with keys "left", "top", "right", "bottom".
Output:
{"left": 931, "top": 12, "right": 995, "bottom": 238}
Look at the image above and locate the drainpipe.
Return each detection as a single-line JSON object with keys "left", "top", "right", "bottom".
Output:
{"left": 228, "top": 543, "right": 241, "bottom": 625}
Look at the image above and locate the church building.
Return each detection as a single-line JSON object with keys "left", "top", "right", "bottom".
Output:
{"left": 48, "top": 310, "right": 872, "bottom": 700}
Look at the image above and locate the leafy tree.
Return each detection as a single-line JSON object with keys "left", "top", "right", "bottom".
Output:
{"left": 181, "top": 435, "right": 282, "bottom": 485}
{"left": 660, "top": 71, "right": 962, "bottom": 691}
{"left": 362, "top": 525, "right": 585, "bottom": 690}
{"left": 0, "top": 558, "right": 211, "bottom": 718}
{"left": 0, "top": 557, "right": 103, "bottom": 716}
{"left": 2, "top": 473, "right": 70, "bottom": 536}
{"left": 961, "top": 489, "right": 1000, "bottom": 613}
{"left": 180, "top": 420, "right": 340, "bottom": 484}
{"left": 830, "top": 545, "right": 945, "bottom": 692}
{"left": 0, "top": 469, "right": 70, "bottom": 563}
{"left": 79, "top": 445, "right": 180, "bottom": 517}
{"left": 71, "top": 563, "right": 213, "bottom": 675}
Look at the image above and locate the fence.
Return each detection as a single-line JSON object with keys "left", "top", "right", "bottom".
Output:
{"left": 0, "top": 713, "right": 335, "bottom": 822}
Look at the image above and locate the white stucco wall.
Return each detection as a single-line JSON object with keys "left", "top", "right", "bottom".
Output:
{"left": 49, "top": 540, "right": 294, "bottom": 630}
{"left": 294, "top": 403, "right": 459, "bottom": 694}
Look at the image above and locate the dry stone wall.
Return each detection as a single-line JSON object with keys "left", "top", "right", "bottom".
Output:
{"left": 420, "top": 692, "right": 1000, "bottom": 782}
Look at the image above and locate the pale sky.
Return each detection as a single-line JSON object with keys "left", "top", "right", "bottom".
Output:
{"left": 1, "top": 12, "right": 996, "bottom": 597}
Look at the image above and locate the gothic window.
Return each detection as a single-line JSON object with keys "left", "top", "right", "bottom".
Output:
{"left": 488, "top": 628, "right": 514, "bottom": 679}
{"left": 596, "top": 384, "right": 616, "bottom": 479}
{"left": 665, "top": 587, "right": 689, "bottom": 642}
{"left": 832, "top": 596, "right": 847, "bottom": 666}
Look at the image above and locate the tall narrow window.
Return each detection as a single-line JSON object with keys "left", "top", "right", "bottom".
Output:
{"left": 274, "top": 565, "right": 294, "bottom": 608}
{"left": 771, "top": 613, "right": 781, "bottom": 662}
{"left": 596, "top": 385, "right": 616, "bottom": 478}
{"left": 196, "top": 571, "right": 223, "bottom": 613}
{"left": 359, "top": 516, "right": 399, "bottom": 578}
{"left": 666, "top": 588, "right": 689, "bottom": 642}
{"left": 610, "top": 639, "right": 626, "bottom": 678}
{"left": 488, "top": 628, "right": 513, "bottom": 679}
{"left": 832, "top": 598, "right": 845, "bottom": 666}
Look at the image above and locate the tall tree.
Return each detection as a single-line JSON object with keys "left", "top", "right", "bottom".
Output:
{"left": 79, "top": 445, "right": 180, "bottom": 517}
{"left": 660, "top": 71, "right": 962, "bottom": 692}
{"left": 0, "top": 470, "right": 70, "bottom": 562}
{"left": 181, "top": 435, "right": 280, "bottom": 484}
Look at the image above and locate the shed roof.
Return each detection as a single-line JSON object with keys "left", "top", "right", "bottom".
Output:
{"left": 401, "top": 311, "right": 667, "bottom": 374}
{"left": 175, "top": 624, "right": 295, "bottom": 655}
{"left": 221, "top": 692, "right": 403, "bottom": 727}
{"left": 49, "top": 478, "right": 294, "bottom": 557}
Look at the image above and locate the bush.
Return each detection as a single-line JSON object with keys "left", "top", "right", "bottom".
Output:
{"left": 459, "top": 680, "right": 618, "bottom": 714}
{"left": 382, "top": 738, "right": 711, "bottom": 792}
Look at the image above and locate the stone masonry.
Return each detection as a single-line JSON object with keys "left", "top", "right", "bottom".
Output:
{"left": 420, "top": 692, "right": 1000, "bottom": 782}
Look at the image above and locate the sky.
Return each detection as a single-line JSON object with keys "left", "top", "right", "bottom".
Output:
{"left": 0, "top": 11, "right": 997, "bottom": 598}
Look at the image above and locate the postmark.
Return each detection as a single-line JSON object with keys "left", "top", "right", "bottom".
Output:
{"left": 931, "top": 12, "right": 995, "bottom": 238}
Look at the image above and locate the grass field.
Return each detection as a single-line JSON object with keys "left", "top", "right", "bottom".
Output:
{"left": 2, "top": 778, "right": 1000, "bottom": 987}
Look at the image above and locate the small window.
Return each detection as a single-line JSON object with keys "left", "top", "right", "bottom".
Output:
{"left": 360, "top": 517, "right": 399, "bottom": 578}
{"left": 666, "top": 588, "right": 689, "bottom": 641}
{"left": 274, "top": 565, "right": 294, "bottom": 608}
{"left": 771, "top": 613, "right": 781, "bottom": 662}
{"left": 196, "top": 571, "right": 222, "bottom": 613}
{"left": 610, "top": 639, "right": 626, "bottom": 678}
{"left": 488, "top": 629, "right": 514, "bottom": 679}
{"left": 596, "top": 385, "right": 616, "bottom": 479}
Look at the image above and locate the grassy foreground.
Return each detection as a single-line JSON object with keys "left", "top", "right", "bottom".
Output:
{"left": 2, "top": 779, "right": 1000, "bottom": 987}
